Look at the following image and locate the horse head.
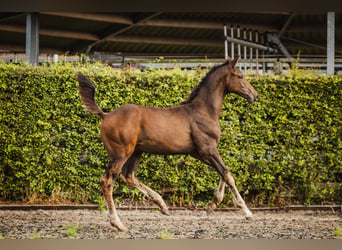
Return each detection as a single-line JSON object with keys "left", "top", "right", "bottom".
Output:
{"left": 225, "top": 57, "right": 258, "bottom": 103}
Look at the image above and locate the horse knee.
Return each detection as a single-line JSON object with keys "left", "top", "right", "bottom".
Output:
{"left": 222, "top": 172, "right": 236, "bottom": 188}
{"left": 214, "top": 190, "right": 224, "bottom": 203}
{"left": 100, "top": 175, "right": 107, "bottom": 188}
{"left": 100, "top": 176, "right": 111, "bottom": 194}
{"left": 120, "top": 173, "right": 137, "bottom": 186}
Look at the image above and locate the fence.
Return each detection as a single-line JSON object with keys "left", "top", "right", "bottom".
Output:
{"left": 1, "top": 52, "right": 342, "bottom": 75}
{"left": 111, "top": 57, "right": 342, "bottom": 75}
{"left": 223, "top": 25, "right": 278, "bottom": 73}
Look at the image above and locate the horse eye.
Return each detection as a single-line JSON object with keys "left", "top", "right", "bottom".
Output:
{"left": 238, "top": 75, "right": 243, "bottom": 79}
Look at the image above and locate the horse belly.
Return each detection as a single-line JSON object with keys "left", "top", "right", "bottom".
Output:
{"left": 137, "top": 139, "right": 193, "bottom": 155}
{"left": 137, "top": 119, "right": 193, "bottom": 154}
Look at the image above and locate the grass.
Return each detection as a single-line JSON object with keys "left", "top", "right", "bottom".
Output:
{"left": 65, "top": 224, "right": 83, "bottom": 238}
{"left": 30, "top": 231, "right": 41, "bottom": 239}
{"left": 332, "top": 228, "right": 342, "bottom": 237}
{"left": 0, "top": 234, "right": 4, "bottom": 239}
{"left": 157, "top": 229, "right": 175, "bottom": 239}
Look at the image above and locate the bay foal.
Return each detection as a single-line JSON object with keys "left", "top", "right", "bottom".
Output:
{"left": 77, "top": 57, "right": 258, "bottom": 232}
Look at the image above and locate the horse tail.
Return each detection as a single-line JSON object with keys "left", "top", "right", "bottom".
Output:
{"left": 77, "top": 72, "right": 106, "bottom": 119}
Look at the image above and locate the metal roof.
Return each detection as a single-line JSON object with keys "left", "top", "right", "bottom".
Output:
{"left": 0, "top": 12, "right": 341, "bottom": 59}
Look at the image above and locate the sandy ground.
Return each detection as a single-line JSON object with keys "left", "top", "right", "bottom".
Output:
{"left": 0, "top": 208, "right": 341, "bottom": 239}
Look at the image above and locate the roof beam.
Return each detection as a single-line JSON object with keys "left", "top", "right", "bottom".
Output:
{"left": 0, "top": 12, "right": 25, "bottom": 23}
{"left": 140, "top": 19, "right": 226, "bottom": 29}
{"left": 139, "top": 18, "right": 279, "bottom": 32}
{"left": 279, "top": 28, "right": 319, "bottom": 33}
{"left": 106, "top": 35, "right": 223, "bottom": 47}
{"left": 43, "top": 12, "right": 132, "bottom": 24}
{"left": 281, "top": 36, "right": 328, "bottom": 49}
{"left": 85, "top": 12, "right": 163, "bottom": 53}
{"left": 106, "top": 34, "right": 276, "bottom": 52}
{"left": 279, "top": 13, "right": 295, "bottom": 37}
{"left": 40, "top": 29, "right": 98, "bottom": 41}
{"left": 0, "top": 24, "right": 25, "bottom": 33}
{"left": 280, "top": 24, "right": 342, "bottom": 32}
{"left": 41, "top": 13, "right": 340, "bottom": 33}
{"left": 0, "top": 24, "right": 99, "bottom": 41}
{"left": 0, "top": 43, "right": 65, "bottom": 54}
{"left": 43, "top": 12, "right": 280, "bottom": 32}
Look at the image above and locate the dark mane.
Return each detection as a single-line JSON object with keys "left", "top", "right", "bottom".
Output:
{"left": 180, "top": 61, "right": 229, "bottom": 105}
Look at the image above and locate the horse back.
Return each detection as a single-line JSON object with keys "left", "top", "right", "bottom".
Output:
{"left": 100, "top": 104, "right": 195, "bottom": 155}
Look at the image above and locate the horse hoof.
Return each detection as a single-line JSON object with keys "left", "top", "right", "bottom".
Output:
{"left": 160, "top": 209, "right": 170, "bottom": 216}
{"left": 114, "top": 224, "right": 128, "bottom": 232}
{"left": 243, "top": 208, "right": 254, "bottom": 221}
{"left": 110, "top": 220, "right": 128, "bottom": 232}
{"left": 206, "top": 206, "right": 214, "bottom": 215}
{"left": 245, "top": 215, "right": 254, "bottom": 221}
{"left": 118, "top": 226, "right": 128, "bottom": 232}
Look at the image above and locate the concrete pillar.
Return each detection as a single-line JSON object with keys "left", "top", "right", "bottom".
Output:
{"left": 327, "top": 12, "right": 335, "bottom": 75}
{"left": 26, "top": 12, "right": 39, "bottom": 65}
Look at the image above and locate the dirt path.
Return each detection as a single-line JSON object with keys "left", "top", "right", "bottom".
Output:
{"left": 0, "top": 208, "right": 341, "bottom": 239}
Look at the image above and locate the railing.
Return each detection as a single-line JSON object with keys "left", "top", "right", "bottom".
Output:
{"left": 1, "top": 52, "right": 342, "bottom": 75}
{"left": 237, "top": 57, "right": 342, "bottom": 75}
{"left": 112, "top": 57, "right": 342, "bottom": 75}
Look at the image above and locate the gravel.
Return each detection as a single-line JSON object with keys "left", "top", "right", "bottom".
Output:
{"left": 0, "top": 208, "right": 341, "bottom": 239}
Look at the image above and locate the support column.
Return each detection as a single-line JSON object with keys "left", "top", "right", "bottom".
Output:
{"left": 224, "top": 24, "right": 228, "bottom": 59}
{"left": 230, "top": 25, "right": 234, "bottom": 59}
{"left": 243, "top": 29, "right": 247, "bottom": 72}
{"left": 327, "top": 12, "right": 335, "bottom": 75}
{"left": 26, "top": 12, "right": 39, "bottom": 65}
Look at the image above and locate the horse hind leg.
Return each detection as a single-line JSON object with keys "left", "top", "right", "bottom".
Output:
{"left": 206, "top": 177, "right": 225, "bottom": 215}
{"left": 121, "top": 153, "right": 170, "bottom": 215}
{"left": 101, "top": 158, "right": 129, "bottom": 232}
{"left": 207, "top": 176, "right": 242, "bottom": 215}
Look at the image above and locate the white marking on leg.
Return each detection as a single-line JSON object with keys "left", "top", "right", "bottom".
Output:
{"left": 226, "top": 172, "right": 254, "bottom": 220}
{"left": 109, "top": 206, "right": 127, "bottom": 232}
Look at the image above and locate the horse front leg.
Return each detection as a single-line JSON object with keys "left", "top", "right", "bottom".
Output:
{"left": 206, "top": 177, "right": 225, "bottom": 215}
{"left": 223, "top": 169, "right": 253, "bottom": 220}
{"left": 201, "top": 149, "right": 253, "bottom": 220}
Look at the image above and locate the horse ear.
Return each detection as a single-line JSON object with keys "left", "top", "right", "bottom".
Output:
{"left": 231, "top": 56, "right": 240, "bottom": 68}
{"left": 226, "top": 56, "right": 232, "bottom": 63}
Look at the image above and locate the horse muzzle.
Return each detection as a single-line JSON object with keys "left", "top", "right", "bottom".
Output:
{"left": 246, "top": 92, "right": 258, "bottom": 103}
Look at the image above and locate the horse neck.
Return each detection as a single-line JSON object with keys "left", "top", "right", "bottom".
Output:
{"left": 192, "top": 74, "right": 227, "bottom": 120}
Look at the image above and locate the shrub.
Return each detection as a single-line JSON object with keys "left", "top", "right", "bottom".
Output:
{"left": 0, "top": 62, "right": 341, "bottom": 207}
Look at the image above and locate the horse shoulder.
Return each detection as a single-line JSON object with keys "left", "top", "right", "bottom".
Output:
{"left": 188, "top": 111, "right": 220, "bottom": 145}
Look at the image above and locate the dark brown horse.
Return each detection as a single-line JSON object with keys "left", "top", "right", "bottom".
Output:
{"left": 77, "top": 57, "right": 258, "bottom": 232}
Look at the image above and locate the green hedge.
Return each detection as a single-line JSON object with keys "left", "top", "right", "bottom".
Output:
{"left": 0, "top": 62, "right": 341, "bottom": 207}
